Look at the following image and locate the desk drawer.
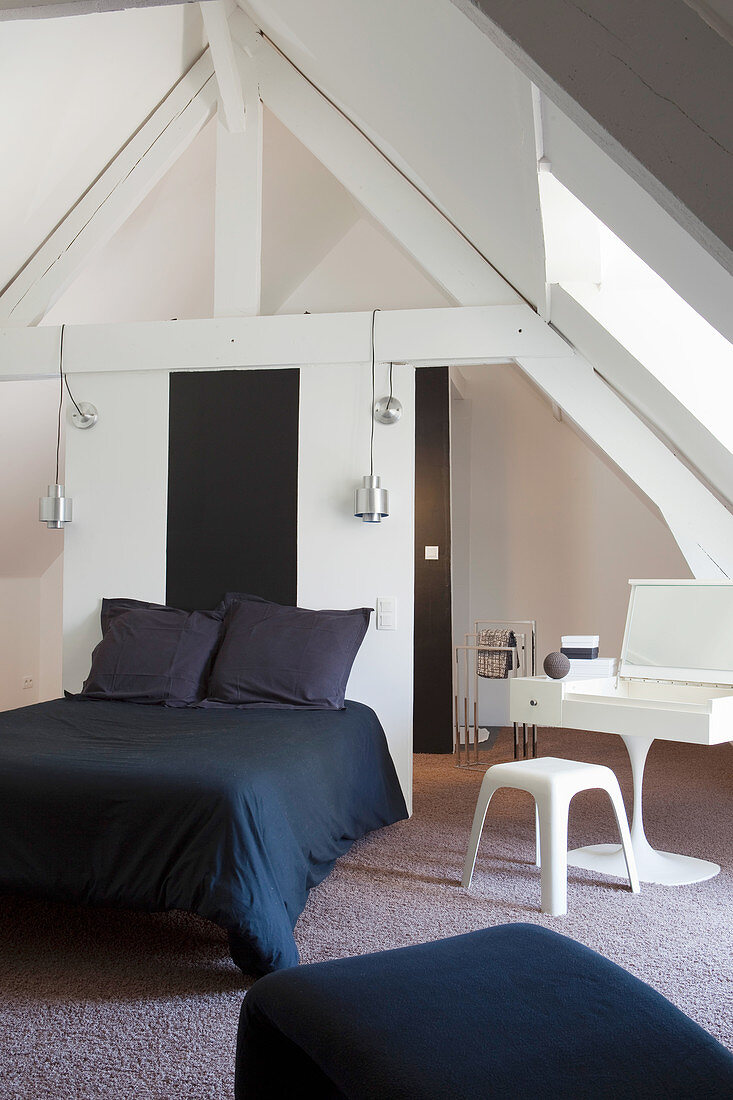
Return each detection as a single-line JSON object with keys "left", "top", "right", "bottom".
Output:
{"left": 510, "top": 679, "right": 562, "bottom": 725}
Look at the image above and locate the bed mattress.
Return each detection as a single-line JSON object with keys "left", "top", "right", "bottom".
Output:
{"left": 0, "top": 697, "right": 407, "bottom": 974}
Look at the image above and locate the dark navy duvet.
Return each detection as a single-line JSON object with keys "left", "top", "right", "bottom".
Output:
{"left": 0, "top": 698, "right": 407, "bottom": 974}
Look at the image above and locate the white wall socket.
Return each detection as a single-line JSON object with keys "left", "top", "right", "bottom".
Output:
{"left": 23, "top": 677, "right": 33, "bottom": 690}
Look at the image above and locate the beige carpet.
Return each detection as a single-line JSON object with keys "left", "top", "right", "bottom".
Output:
{"left": 0, "top": 728, "right": 731, "bottom": 1099}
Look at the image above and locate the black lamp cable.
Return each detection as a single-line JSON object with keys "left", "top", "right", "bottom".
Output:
{"left": 55, "top": 323, "right": 87, "bottom": 483}
{"left": 370, "top": 308, "right": 380, "bottom": 476}
{"left": 64, "top": 373, "right": 84, "bottom": 420}
{"left": 54, "top": 325, "right": 65, "bottom": 485}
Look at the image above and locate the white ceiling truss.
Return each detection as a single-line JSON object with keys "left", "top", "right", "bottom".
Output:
{"left": 1, "top": 1, "right": 731, "bottom": 580}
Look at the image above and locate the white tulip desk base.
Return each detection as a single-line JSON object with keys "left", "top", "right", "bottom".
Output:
{"left": 510, "top": 675, "right": 732, "bottom": 887}
{"left": 567, "top": 734, "right": 720, "bottom": 886}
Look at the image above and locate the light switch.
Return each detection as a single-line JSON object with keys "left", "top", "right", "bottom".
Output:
{"left": 424, "top": 546, "right": 439, "bottom": 560}
{"left": 376, "top": 597, "right": 396, "bottom": 630}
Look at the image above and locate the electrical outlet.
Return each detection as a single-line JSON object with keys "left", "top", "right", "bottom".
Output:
{"left": 23, "top": 676, "right": 33, "bottom": 690}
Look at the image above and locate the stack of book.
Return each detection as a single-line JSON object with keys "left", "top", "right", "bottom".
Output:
{"left": 561, "top": 636, "right": 617, "bottom": 680}
{"left": 561, "top": 635, "right": 600, "bottom": 660}
{"left": 566, "top": 657, "right": 618, "bottom": 680}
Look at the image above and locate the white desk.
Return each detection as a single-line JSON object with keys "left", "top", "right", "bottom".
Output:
{"left": 509, "top": 579, "right": 733, "bottom": 886}
{"left": 510, "top": 674, "right": 731, "bottom": 884}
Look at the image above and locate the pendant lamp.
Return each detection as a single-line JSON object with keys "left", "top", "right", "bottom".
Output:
{"left": 40, "top": 483, "right": 73, "bottom": 529}
{"left": 355, "top": 473, "right": 389, "bottom": 523}
{"left": 354, "top": 310, "right": 398, "bottom": 523}
{"left": 39, "top": 324, "right": 73, "bottom": 530}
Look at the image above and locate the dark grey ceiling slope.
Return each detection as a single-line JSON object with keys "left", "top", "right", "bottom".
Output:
{"left": 450, "top": 0, "right": 733, "bottom": 277}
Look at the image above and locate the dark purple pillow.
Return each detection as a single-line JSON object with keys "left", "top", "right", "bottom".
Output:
{"left": 81, "top": 605, "right": 224, "bottom": 706}
{"left": 100, "top": 597, "right": 172, "bottom": 635}
{"left": 205, "top": 596, "right": 372, "bottom": 709}
{"left": 214, "top": 591, "right": 268, "bottom": 616}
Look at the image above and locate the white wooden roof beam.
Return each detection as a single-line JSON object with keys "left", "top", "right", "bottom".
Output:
{"left": 211, "top": 34, "right": 262, "bottom": 316}
{"left": 549, "top": 285, "right": 733, "bottom": 510}
{"left": 200, "top": 1, "right": 246, "bottom": 133}
{"left": 0, "top": 50, "right": 217, "bottom": 325}
{"left": 229, "top": 10, "right": 520, "bottom": 309}
{"left": 516, "top": 352, "right": 733, "bottom": 580}
{"left": 0, "top": 305, "right": 568, "bottom": 380}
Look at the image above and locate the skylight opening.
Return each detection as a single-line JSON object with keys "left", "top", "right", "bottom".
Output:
{"left": 539, "top": 173, "right": 733, "bottom": 456}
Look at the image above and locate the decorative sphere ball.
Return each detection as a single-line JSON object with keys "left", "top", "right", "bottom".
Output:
{"left": 543, "top": 651, "right": 570, "bottom": 679}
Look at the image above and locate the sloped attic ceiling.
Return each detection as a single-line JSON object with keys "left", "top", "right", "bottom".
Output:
{"left": 1, "top": 0, "right": 732, "bottom": 576}
{"left": 450, "top": 0, "right": 733, "bottom": 274}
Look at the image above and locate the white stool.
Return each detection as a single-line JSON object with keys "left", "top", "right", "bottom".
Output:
{"left": 461, "top": 757, "right": 640, "bottom": 916}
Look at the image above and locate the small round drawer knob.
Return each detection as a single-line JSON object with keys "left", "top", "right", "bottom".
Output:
{"left": 529, "top": 699, "right": 538, "bottom": 707}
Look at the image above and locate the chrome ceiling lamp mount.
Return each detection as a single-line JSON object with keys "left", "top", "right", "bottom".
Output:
{"left": 354, "top": 310, "right": 399, "bottom": 524}
{"left": 39, "top": 324, "right": 95, "bottom": 529}
{"left": 71, "top": 401, "right": 98, "bottom": 430}
{"left": 374, "top": 394, "right": 402, "bottom": 425}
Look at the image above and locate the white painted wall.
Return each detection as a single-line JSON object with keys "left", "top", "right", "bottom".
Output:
{"left": 45, "top": 121, "right": 216, "bottom": 326}
{"left": 451, "top": 363, "right": 691, "bottom": 666}
{"left": 0, "top": 378, "right": 65, "bottom": 577}
{"left": 298, "top": 362, "right": 415, "bottom": 804}
{"left": 262, "top": 111, "right": 361, "bottom": 315}
{"left": 63, "top": 362, "right": 416, "bottom": 804}
{"left": 0, "top": 379, "right": 64, "bottom": 711}
{"left": 38, "top": 551, "right": 64, "bottom": 702}
{"left": 278, "top": 218, "right": 452, "bottom": 315}
{"left": 63, "top": 370, "right": 170, "bottom": 691}
{"left": 0, "top": 578, "right": 40, "bottom": 711}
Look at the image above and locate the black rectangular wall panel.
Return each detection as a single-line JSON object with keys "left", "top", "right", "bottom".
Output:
{"left": 413, "top": 367, "right": 453, "bottom": 753}
{"left": 167, "top": 369, "right": 299, "bottom": 612}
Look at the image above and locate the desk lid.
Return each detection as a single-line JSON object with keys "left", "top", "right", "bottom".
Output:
{"left": 619, "top": 580, "right": 733, "bottom": 687}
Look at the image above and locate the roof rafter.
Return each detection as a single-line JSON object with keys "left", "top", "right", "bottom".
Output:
{"left": 0, "top": 50, "right": 217, "bottom": 325}
{"left": 200, "top": 1, "right": 246, "bottom": 132}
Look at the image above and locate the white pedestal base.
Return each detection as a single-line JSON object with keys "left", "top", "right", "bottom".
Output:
{"left": 567, "top": 842, "right": 720, "bottom": 886}
{"left": 568, "top": 732, "right": 721, "bottom": 886}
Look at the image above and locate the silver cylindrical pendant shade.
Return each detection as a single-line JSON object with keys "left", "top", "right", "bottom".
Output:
{"left": 39, "top": 484, "right": 72, "bottom": 529}
{"left": 354, "top": 474, "right": 389, "bottom": 523}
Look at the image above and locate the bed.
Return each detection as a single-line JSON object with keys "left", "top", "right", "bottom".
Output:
{"left": 0, "top": 696, "right": 407, "bottom": 974}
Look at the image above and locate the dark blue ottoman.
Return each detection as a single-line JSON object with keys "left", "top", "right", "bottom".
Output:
{"left": 235, "top": 923, "right": 733, "bottom": 1099}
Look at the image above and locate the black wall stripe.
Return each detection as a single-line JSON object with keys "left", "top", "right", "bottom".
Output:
{"left": 413, "top": 366, "right": 453, "bottom": 752}
{"left": 166, "top": 369, "right": 299, "bottom": 611}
